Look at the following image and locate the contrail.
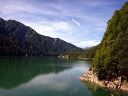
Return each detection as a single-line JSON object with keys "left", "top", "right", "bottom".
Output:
{"left": 72, "top": 18, "right": 80, "bottom": 26}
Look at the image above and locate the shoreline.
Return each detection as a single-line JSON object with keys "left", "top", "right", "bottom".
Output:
{"left": 79, "top": 68, "right": 128, "bottom": 91}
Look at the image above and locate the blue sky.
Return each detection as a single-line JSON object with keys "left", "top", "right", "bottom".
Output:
{"left": 0, "top": 0, "right": 126, "bottom": 48}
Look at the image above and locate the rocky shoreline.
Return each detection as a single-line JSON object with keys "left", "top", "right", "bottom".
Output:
{"left": 79, "top": 68, "right": 128, "bottom": 91}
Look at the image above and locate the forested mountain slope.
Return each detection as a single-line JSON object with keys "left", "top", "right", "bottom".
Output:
{"left": 61, "top": 45, "right": 98, "bottom": 59}
{"left": 0, "top": 18, "right": 83, "bottom": 56}
{"left": 93, "top": 2, "right": 128, "bottom": 80}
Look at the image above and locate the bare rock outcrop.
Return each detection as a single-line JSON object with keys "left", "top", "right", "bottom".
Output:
{"left": 79, "top": 68, "right": 128, "bottom": 91}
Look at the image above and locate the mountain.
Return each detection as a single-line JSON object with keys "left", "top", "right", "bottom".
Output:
{"left": 83, "top": 47, "right": 92, "bottom": 50}
{"left": 59, "top": 45, "right": 98, "bottom": 59}
{"left": 0, "top": 35, "right": 25, "bottom": 56}
{"left": 78, "top": 45, "right": 98, "bottom": 59}
{"left": 93, "top": 2, "right": 128, "bottom": 80}
{"left": 0, "top": 17, "right": 83, "bottom": 56}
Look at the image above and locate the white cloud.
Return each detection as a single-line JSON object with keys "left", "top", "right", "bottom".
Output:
{"left": 24, "top": 21, "right": 72, "bottom": 38}
{"left": 75, "top": 40, "right": 100, "bottom": 48}
{"left": 79, "top": 0, "right": 120, "bottom": 7}
{"left": 72, "top": 18, "right": 80, "bottom": 26}
{"left": 0, "top": 0, "right": 59, "bottom": 16}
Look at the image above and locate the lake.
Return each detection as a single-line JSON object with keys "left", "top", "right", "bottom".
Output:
{"left": 0, "top": 57, "right": 128, "bottom": 96}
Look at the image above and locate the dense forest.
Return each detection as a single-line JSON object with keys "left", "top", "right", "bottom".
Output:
{"left": 60, "top": 45, "right": 98, "bottom": 59}
{"left": 0, "top": 35, "right": 25, "bottom": 56}
{"left": 0, "top": 18, "right": 83, "bottom": 56}
{"left": 93, "top": 2, "right": 128, "bottom": 81}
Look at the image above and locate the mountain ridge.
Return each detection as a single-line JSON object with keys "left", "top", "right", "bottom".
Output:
{"left": 0, "top": 17, "right": 83, "bottom": 56}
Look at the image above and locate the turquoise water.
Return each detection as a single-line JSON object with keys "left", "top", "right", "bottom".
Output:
{"left": 0, "top": 57, "right": 128, "bottom": 96}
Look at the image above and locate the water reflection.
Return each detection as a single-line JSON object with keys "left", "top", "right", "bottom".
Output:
{"left": 0, "top": 57, "right": 92, "bottom": 96}
{"left": 0, "top": 57, "right": 73, "bottom": 89}
{"left": 1, "top": 57, "right": 126, "bottom": 96}
{"left": 83, "top": 81, "right": 128, "bottom": 96}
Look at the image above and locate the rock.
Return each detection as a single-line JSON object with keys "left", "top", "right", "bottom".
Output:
{"left": 79, "top": 68, "right": 128, "bottom": 91}
{"left": 103, "top": 81, "right": 109, "bottom": 86}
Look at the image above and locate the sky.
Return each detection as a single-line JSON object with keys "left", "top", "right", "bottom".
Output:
{"left": 0, "top": 0, "right": 127, "bottom": 48}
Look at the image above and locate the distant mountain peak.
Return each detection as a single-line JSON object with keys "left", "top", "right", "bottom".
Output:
{"left": 83, "top": 47, "right": 92, "bottom": 50}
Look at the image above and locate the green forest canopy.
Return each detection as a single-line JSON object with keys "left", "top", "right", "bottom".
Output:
{"left": 93, "top": 2, "right": 128, "bottom": 80}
